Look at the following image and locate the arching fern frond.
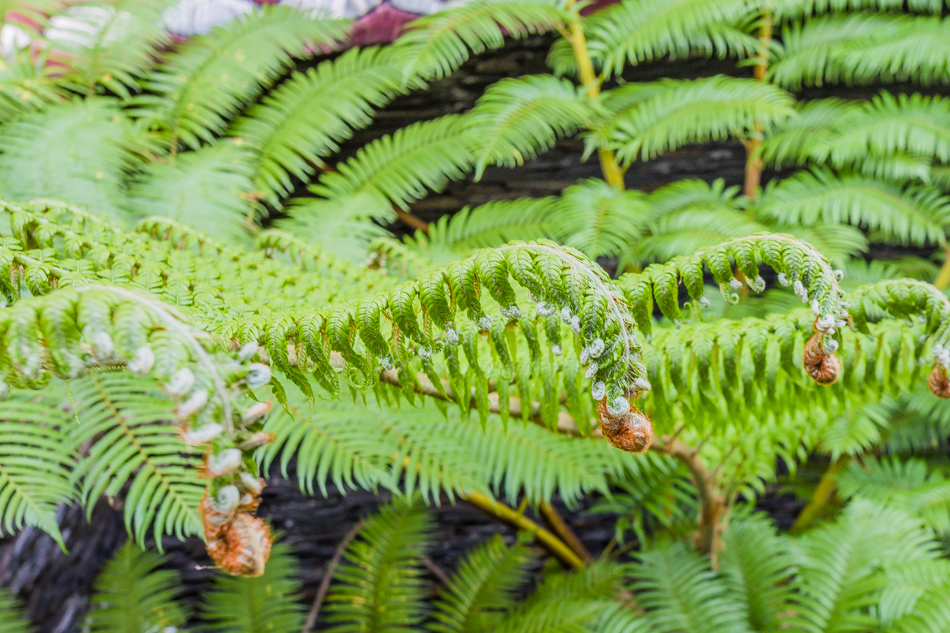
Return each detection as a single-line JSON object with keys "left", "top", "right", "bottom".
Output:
{"left": 391, "top": 0, "right": 573, "bottom": 81}
{"left": 229, "top": 46, "right": 416, "bottom": 206}
{"left": 464, "top": 75, "right": 598, "bottom": 178}
{"left": 771, "top": 0, "right": 942, "bottom": 21}
{"left": 753, "top": 169, "right": 950, "bottom": 247}
{"left": 46, "top": 0, "right": 175, "bottom": 98}
{"left": 308, "top": 114, "right": 473, "bottom": 212}
{"left": 325, "top": 499, "right": 432, "bottom": 633}
{"left": 200, "top": 540, "right": 305, "bottom": 633}
{"left": 572, "top": 0, "right": 758, "bottom": 78}
{"left": 556, "top": 179, "right": 651, "bottom": 259}
{"left": 838, "top": 456, "right": 950, "bottom": 535}
{"left": 769, "top": 14, "right": 950, "bottom": 89}
{"left": 129, "top": 143, "right": 256, "bottom": 240}
{"left": 86, "top": 541, "right": 187, "bottom": 633}
{"left": 130, "top": 6, "right": 348, "bottom": 150}
{"left": 0, "top": 99, "right": 145, "bottom": 222}
{"left": 0, "top": 396, "right": 78, "bottom": 548}
{"left": 428, "top": 535, "right": 534, "bottom": 633}
{"left": 597, "top": 77, "right": 797, "bottom": 165}
{"left": 629, "top": 542, "right": 754, "bottom": 633}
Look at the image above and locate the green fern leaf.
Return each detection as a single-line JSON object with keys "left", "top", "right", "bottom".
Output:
{"left": 393, "top": 0, "right": 572, "bottom": 81}
{"left": 0, "top": 588, "right": 33, "bottom": 633}
{"left": 47, "top": 0, "right": 175, "bottom": 98}
{"left": 428, "top": 535, "right": 534, "bottom": 633}
{"left": 598, "top": 76, "right": 796, "bottom": 165}
{"left": 129, "top": 143, "right": 256, "bottom": 240}
{"left": 465, "top": 75, "right": 597, "bottom": 178}
{"left": 230, "top": 46, "right": 415, "bottom": 206}
{"left": 200, "top": 540, "right": 305, "bottom": 633}
{"left": 754, "top": 169, "right": 950, "bottom": 247}
{"left": 325, "top": 499, "right": 432, "bottom": 633}
{"left": 556, "top": 179, "right": 652, "bottom": 259}
{"left": 630, "top": 543, "right": 754, "bottom": 633}
{"left": 0, "top": 99, "right": 145, "bottom": 222}
{"left": 86, "top": 541, "right": 187, "bottom": 633}
{"left": 130, "top": 6, "right": 348, "bottom": 150}
{"left": 0, "top": 396, "right": 77, "bottom": 548}
{"left": 579, "top": 0, "right": 758, "bottom": 78}
{"left": 69, "top": 373, "right": 206, "bottom": 545}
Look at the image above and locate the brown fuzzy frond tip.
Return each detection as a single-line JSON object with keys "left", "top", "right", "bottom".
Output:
{"left": 803, "top": 333, "right": 841, "bottom": 386}
{"left": 929, "top": 364, "right": 950, "bottom": 398}
{"left": 597, "top": 398, "right": 653, "bottom": 454}
{"left": 200, "top": 489, "right": 273, "bottom": 577}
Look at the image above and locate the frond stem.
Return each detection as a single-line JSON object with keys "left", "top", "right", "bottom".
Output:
{"left": 658, "top": 438, "right": 725, "bottom": 567}
{"left": 563, "top": 6, "right": 625, "bottom": 191}
{"left": 464, "top": 490, "right": 584, "bottom": 569}
{"left": 743, "top": 7, "right": 773, "bottom": 200}
{"left": 302, "top": 520, "right": 363, "bottom": 633}
{"left": 791, "top": 455, "right": 850, "bottom": 533}
{"left": 539, "top": 501, "right": 592, "bottom": 563}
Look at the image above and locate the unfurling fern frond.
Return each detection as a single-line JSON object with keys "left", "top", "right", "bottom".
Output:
{"left": 753, "top": 169, "right": 950, "bottom": 247}
{"left": 130, "top": 6, "right": 348, "bottom": 149}
{"left": 86, "top": 541, "right": 187, "bottom": 633}
{"left": 230, "top": 47, "right": 417, "bottom": 206}
{"left": 129, "top": 143, "right": 257, "bottom": 239}
{"left": 465, "top": 75, "right": 598, "bottom": 178}
{"left": 200, "top": 540, "right": 305, "bottom": 633}
{"left": 392, "top": 0, "right": 573, "bottom": 81}
{"left": 597, "top": 77, "right": 797, "bottom": 165}
{"left": 429, "top": 535, "right": 534, "bottom": 633}
{"left": 325, "top": 499, "right": 432, "bottom": 632}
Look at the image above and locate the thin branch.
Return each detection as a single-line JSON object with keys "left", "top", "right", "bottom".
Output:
{"left": 394, "top": 208, "right": 430, "bottom": 233}
{"left": 421, "top": 554, "right": 451, "bottom": 585}
{"left": 658, "top": 438, "right": 726, "bottom": 567}
{"left": 465, "top": 491, "right": 585, "bottom": 569}
{"left": 539, "top": 501, "right": 592, "bottom": 563}
{"left": 302, "top": 521, "right": 363, "bottom": 633}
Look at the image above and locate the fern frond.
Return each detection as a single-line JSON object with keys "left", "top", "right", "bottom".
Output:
{"left": 200, "top": 540, "right": 305, "bottom": 633}
{"left": 129, "top": 143, "right": 256, "bottom": 240}
{"left": 494, "top": 563, "right": 622, "bottom": 633}
{"left": 325, "top": 499, "right": 431, "bottom": 633}
{"left": 0, "top": 396, "right": 77, "bottom": 548}
{"left": 428, "top": 535, "right": 533, "bottom": 633}
{"left": 838, "top": 456, "right": 950, "bottom": 535}
{"left": 230, "top": 47, "right": 415, "bottom": 206}
{"left": 818, "top": 399, "right": 895, "bottom": 459}
{"left": 403, "top": 197, "right": 560, "bottom": 266}
{"left": 309, "top": 114, "right": 473, "bottom": 212}
{"left": 392, "top": 0, "right": 573, "bottom": 81}
{"left": 130, "top": 6, "right": 348, "bottom": 149}
{"left": 556, "top": 179, "right": 652, "bottom": 259}
{"left": 0, "top": 50, "right": 66, "bottom": 121}
{"left": 46, "top": 0, "right": 174, "bottom": 98}
{"left": 579, "top": 0, "right": 758, "bottom": 78}
{"left": 719, "top": 514, "right": 796, "bottom": 632}
{"left": 465, "top": 75, "right": 598, "bottom": 178}
{"left": 0, "top": 588, "right": 32, "bottom": 633}
{"left": 630, "top": 542, "right": 754, "bottom": 633}
{"left": 771, "top": 0, "right": 942, "bottom": 21}
{"left": 598, "top": 77, "right": 796, "bottom": 165}
{"left": 753, "top": 169, "right": 950, "bottom": 247}
{"left": 769, "top": 14, "right": 950, "bottom": 89}
{"left": 86, "top": 541, "right": 187, "bottom": 633}
{"left": 277, "top": 194, "right": 394, "bottom": 260}
{"left": 0, "top": 99, "right": 144, "bottom": 222}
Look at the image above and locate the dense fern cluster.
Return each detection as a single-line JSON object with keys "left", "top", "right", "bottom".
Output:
{"left": 3, "top": 0, "right": 950, "bottom": 629}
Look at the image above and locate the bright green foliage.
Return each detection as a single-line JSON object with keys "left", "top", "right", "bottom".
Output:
{"left": 0, "top": 589, "right": 32, "bottom": 633}
{"left": 86, "top": 542, "right": 187, "bottom": 633}
{"left": 201, "top": 541, "right": 306, "bottom": 633}
{"left": 3, "top": 0, "right": 950, "bottom": 629}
